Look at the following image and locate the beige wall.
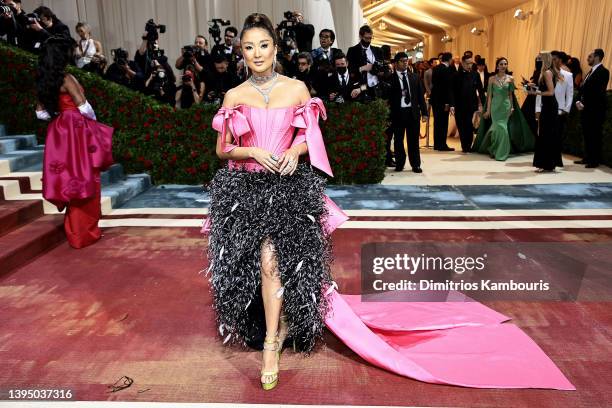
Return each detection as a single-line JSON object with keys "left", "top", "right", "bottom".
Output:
{"left": 429, "top": 0, "right": 611, "bottom": 89}
{"left": 21, "top": 0, "right": 361, "bottom": 75}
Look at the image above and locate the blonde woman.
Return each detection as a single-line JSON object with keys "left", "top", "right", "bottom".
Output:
{"left": 529, "top": 51, "right": 561, "bottom": 172}
{"left": 75, "top": 22, "right": 103, "bottom": 69}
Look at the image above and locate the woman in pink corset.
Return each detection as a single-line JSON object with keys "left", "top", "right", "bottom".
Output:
{"left": 35, "top": 35, "right": 113, "bottom": 249}
{"left": 202, "top": 13, "right": 574, "bottom": 392}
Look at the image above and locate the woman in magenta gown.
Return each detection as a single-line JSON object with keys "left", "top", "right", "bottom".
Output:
{"left": 35, "top": 35, "right": 113, "bottom": 249}
{"left": 202, "top": 14, "right": 575, "bottom": 391}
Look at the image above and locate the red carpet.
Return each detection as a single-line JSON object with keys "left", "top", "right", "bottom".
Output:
{"left": 0, "top": 227, "right": 610, "bottom": 407}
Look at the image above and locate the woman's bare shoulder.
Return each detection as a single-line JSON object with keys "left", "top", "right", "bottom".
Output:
{"left": 278, "top": 76, "right": 310, "bottom": 103}
{"left": 222, "top": 83, "right": 249, "bottom": 108}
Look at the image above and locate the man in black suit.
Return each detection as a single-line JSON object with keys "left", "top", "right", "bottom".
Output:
{"left": 430, "top": 52, "right": 456, "bottom": 151}
{"left": 453, "top": 55, "right": 485, "bottom": 152}
{"left": 575, "top": 48, "right": 610, "bottom": 168}
{"left": 325, "top": 52, "right": 361, "bottom": 103}
{"left": 388, "top": 52, "right": 428, "bottom": 173}
{"left": 311, "top": 29, "right": 343, "bottom": 98}
{"left": 346, "top": 25, "right": 384, "bottom": 101}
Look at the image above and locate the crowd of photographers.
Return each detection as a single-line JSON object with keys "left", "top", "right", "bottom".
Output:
{"left": 1, "top": 3, "right": 422, "bottom": 109}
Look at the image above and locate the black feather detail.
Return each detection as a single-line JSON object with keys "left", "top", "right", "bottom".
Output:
{"left": 205, "top": 162, "right": 334, "bottom": 355}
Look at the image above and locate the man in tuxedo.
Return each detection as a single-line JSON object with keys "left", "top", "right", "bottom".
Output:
{"left": 550, "top": 50, "right": 573, "bottom": 166}
{"left": 476, "top": 58, "right": 490, "bottom": 95}
{"left": 311, "top": 29, "right": 343, "bottom": 98}
{"left": 575, "top": 48, "right": 609, "bottom": 168}
{"left": 388, "top": 52, "right": 428, "bottom": 173}
{"left": 430, "top": 52, "right": 455, "bottom": 151}
{"left": 210, "top": 26, "right": 237, "bottom": 59}
{"left": 453, "top": 55, "right": 485, "bottom": 153}
{"left": 325, "top": 53, "right": 361, "bottom": 103}
{"left": 346, "top": 25, "right": 384, "bottom": 101}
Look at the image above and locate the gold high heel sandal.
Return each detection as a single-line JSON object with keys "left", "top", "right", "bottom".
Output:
{"left": 260, "top": 336, "right": 280, "bottom": 390}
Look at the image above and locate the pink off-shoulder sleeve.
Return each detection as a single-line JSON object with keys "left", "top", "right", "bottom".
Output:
{"left": 290, "top": 97, "right": 333, "bottom": 177}
{"left": 212, "top": 106, "right": 251, "bottom": 153}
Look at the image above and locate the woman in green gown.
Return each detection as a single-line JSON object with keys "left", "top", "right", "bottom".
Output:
{"left": 472, "top": 57, "right": 535, "bottom": 160}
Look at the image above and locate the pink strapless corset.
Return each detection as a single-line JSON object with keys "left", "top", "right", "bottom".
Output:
{"left": 201, "top": 97, "right": 349, "bottom": 234}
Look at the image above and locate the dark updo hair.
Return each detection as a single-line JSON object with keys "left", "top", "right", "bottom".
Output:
{"left": 240, "top": 13, "right": 278, "bottom": 45}
{"left": 36, "top": 35, "right": 77, "bottom": 117}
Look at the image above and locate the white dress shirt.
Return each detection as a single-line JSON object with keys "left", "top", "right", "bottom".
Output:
{"left": 362, "top": 45, "right": 379, "bottom": 87}
{"left": 338, "top": 71, "right": 349, "bottom": 86}
{"left": 397, "top": 70, "right": 412, "bottom": 108}
{"left": 535, "top": 70, "right": 573, "bottom": 114}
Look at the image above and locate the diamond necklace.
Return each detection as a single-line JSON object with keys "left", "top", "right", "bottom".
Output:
{"left": 248, "top": 71, "right": 279, "bottom": 105}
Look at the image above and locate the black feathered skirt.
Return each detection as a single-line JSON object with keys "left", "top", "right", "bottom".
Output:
{"left": 204, "top": 162, "right": 334, "bottom": 354}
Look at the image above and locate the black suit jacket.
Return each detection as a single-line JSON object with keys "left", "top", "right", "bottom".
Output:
{"left": 346, "top": 43, "right": 383, "bottom": 85}
{"left": 325, "top": 72, "right": 360, "bottom": 102}
{"left": 430, "top": 63, "right": 455, "bottom": 107}
{"left": 453, "top": 68, "right": 485, "bottom": 112}
{"left": 577, "top": 64, "right": 610, "bottom": 113}
{"left": 388, "top": 71, "right": 428, "bottom": 121}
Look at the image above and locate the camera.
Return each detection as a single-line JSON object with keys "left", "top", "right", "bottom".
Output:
{"left": 208, "top": 18, "right": 230, "bottom": 45}
{"left": 150, "top": 48, "right": 165, "bottom": 63}
{"left": 370, "top": 60, "right": 387, "bottom": 75}
{"left": 183, "top": 44, "right": 203, "bottom": 60}
{"left": 0, "top": 4, "right": 13, "bottom": 16}
{"left": 277, "top": 11, "right": 298, "bottom": 54}
{"left": 111, "top": 48, "right": 129, "bottom": 66}
{"left": 144, "top": 18, "right": 165, "bottom": 43}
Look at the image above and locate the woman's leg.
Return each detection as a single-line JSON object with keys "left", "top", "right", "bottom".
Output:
{"left": 260, "top": 237, "right": 282, "bottom": 384}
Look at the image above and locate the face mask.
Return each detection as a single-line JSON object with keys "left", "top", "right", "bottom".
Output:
{"left": 337, "top": 66, "right": 347, "bottom": 74}
{"left": 535, "top": 60, "right": 542, "bottom": 70}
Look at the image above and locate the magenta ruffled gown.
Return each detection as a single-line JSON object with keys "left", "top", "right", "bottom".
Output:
{"left": 202, "top": 97, "right": 575, "bottom": 390}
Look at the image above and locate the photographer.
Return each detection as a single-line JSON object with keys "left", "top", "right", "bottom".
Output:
{"left": 229, "top": 36, "right": 245, "bottom": 81}
{"left": 175, "top": 35, "right": 210, "bottom": 74}
{"left": 294, "top": 52, "right": 316, "bottom": 95}
{"left": 144, "top": 55, "right": 176, "bottom": 106}
{"left": 289, "top": 11, "right": 314, "bottom": 52}
{"left": 202, "top": 52, "right": 238, "bottom": 104}
{"left": 277, "top": 37, "right": 298, "bottom": 77}
{"left": 135, "top": 18, "right": 166, "bottom": 79}
{"left": 104, "top": 48, "right": 144, "bottom": 91}
{"left": 175, "top": 69, "right": 201, "bottom": 110}
{"left": 210, "top": 26, "right": 237, "bottom": 58}
{"left": 28, "top": 6, "right": 70, "bottom": 46}
{"left": 311, "top": 29, "right": 342, "bottom": 97}
{"left": 346, "top": 25, "right": 385, "bottom": 101}
{"left": 0, "top": 0, "right": 25, "bottom": 47}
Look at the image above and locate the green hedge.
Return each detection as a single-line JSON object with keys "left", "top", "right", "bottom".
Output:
{"left": 0, "top": 42, "right": 387, "bottom": 184}
{"left": 562, "top": 91, "right": 612, "bottom": 165}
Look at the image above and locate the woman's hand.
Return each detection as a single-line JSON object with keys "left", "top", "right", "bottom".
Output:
{"left": 483, "top": 111, "right": 490, "bottom": 119}
{"left": 277, "top": 146, "right": 300, "bottom": 176}
{"left": 250, "top": 147, "right": 281, "bottom": 173}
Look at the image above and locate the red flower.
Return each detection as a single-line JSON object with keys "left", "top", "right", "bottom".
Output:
{"left": 190, "top": 151, "right": 198, "bottom": 158}
{"left": 144, "top": 160, "right": 153, "bottom": 169}
{"left": 200, "top": 162, "right": 209, "bottom": 171}
{"left": 123, "top": 152, "right": 133, "bottom": 160}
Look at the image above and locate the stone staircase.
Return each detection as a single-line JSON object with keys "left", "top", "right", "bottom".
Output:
{"left": 0, "top": 123, "right": 152, "bottom": 275}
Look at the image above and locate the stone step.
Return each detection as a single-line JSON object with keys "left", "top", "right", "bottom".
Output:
{"left": 100, "top": 163, "right": 125, "bottom": 186}
{"left": 0, "top": 214, "right": 65, "bottom": 277}
{"left": 0, "top": 134, "right": 38, "bottom": 149}
{"left": 0, "top": 199, "right": 44, "bottom": 237}
{"left": 0, "top": 138, "right": 19, "bottom": 154}
{"left": 102, "top": 173, "right": 152, "bottom": 208}
{"left": 0, "top": 149, "right": 44, "bottom": 174}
